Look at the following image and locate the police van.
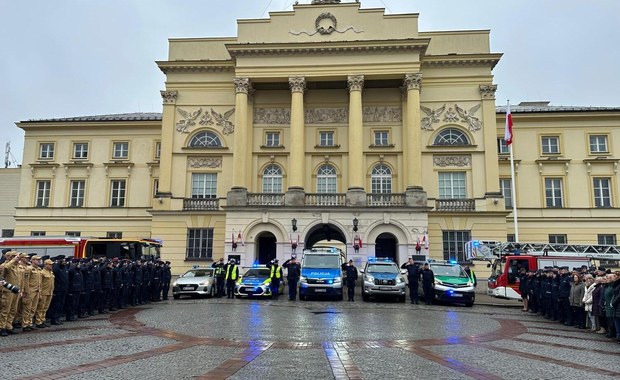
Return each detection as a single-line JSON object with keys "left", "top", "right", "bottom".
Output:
{"left": 299, "top": 246, "right": 346, "bottom": 301}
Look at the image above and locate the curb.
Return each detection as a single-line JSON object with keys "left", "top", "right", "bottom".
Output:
{"left": 476, "top": 302, "right": 523, "bottom": 308}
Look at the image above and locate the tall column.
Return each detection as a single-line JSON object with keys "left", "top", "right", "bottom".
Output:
{"left": 157, "top": 90, "right": 178, "bottom": 199}
{"left": 232, "top": 77, "right": 251, "bottom": 189}
{"left": 347, "top": 75, "right": 364, "bottom": 190}
{"left": 403, "top": 73, "right": 422, "bottom": 189}
{"left": 288, "top": 76, "right": 306, "bottom": 190}
{"left": 480, "top": 84, "right": 501, "bottom": 196}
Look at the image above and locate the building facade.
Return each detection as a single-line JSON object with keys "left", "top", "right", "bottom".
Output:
{"left": 13, "top": 1, "right": 620, "bottom": 275}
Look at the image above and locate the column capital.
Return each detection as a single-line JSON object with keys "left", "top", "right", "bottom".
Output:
{"left": 479, "top": 84, "right": 498, "bottom": 99}
{"left": 347, "top": 75, "right": 364, "bottom": 92}
{"left": 160, "top": 90, "right": 178, "bottom": 105}
{"left": 289, "top": 76, "right": 306, "bottom": 93}
{"left": 403, "top": 73, "right": 422, "bottom": 91}
{"left": 233, "top": 77, "right": 252, "bottom": 94}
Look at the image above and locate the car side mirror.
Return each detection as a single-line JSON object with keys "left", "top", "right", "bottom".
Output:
{"left": 360, "top": 269, "right": 365, "bottom": 274}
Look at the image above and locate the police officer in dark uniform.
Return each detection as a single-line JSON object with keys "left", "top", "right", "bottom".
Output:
{"left": 343, "top": 259, "right": 358, "bottom": 302}
{"left": 151, "top": 261, "right": 162, "bottom": 302}
{"left": 132, "top": 260, "right": 143, "bottom": 305}
{"left": 421, "top": 263, "right": 434, "bottom": 305}
{"left": 142, "top": 260, "right": 152, "bottom": 304}
{"left": 50, "top": 256, "right": 68, "bottom": 325}
{"left": 558, "top": 266, "right": 571, "bottom": 325}
{"left": 526, "top": 270, "right": 537, "bottom": 313}
{"left": 121, "top": 260, "right": 131, "bottom": 308}
{"left": 401, "top": 258, "right": 421, "bottom": 304}
{"left": 111, "top": 258, "right": 122, "bottom": 311}
{"left": 550, "top": 270, "right": 560, "bottom": 321}
{"left": 161, "top": 261, "right": 172, "bottom": 300}
{"left": 89, "top": 258, "right": 101, "bottom": 316}
{"left": 212, "top": 258, "right": 226, "bottom": 298}
{"left": 65, "top": 258, "right": 83, "bottom": 321}
{"left": 80, "top": 258, "right": 93, "bottom": 318}
{"left": 540, "top": 269, "right": 552, "bottom": 318}
{"left": 100, "top": 260, "right": 113, "bottom": 314}
{"left": 282, "top": 255, "right": 301, "bottom": 301}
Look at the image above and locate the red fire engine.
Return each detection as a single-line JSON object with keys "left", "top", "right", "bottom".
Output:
{"left": 465, "top": 240, "right": 620, "bottom": 300}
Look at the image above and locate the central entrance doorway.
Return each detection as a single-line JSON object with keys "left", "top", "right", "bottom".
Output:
{"left": 256, "top": 232, "right": 276, "bottom": 264}
{"left": 375, "top": 233, "right": 397, "bottom": 261}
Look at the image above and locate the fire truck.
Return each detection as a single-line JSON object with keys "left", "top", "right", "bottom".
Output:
{"left": 0, "top": 236, "right": 162, "bottom": 260}
{"left": 465, "top": 240, "right": 620, "bottom": 300}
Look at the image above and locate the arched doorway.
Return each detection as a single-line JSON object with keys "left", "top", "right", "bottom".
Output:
{"left": 304, "top": 223, "right": 346, "bottom": 250}
{"left": 256, "top": 232, "right": 277, "bottom": 264}
{"left": 375, "top": 233, "right": 397, "bottom": 261}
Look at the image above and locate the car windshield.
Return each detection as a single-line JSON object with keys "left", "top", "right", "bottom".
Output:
{"left": 303, "top": 255, "right": 341, "bottom": 269}
{"left": 366, "top": 263, "right": 398, "bottom": 274}
{"left": 181, "top": 269, "right": 214, "bottom": 278}
{"left": 432, "top": 265, "right": 468, "bottom": 278}
{"left": 243, "top": 269, "right": 269, "bottom": 277}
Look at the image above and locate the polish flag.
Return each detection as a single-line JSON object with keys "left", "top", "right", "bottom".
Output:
{"left": 504, "top": 104, "right": 513, "bottom": 146}
{"left": 423, "top": 234, "right": 429, "bottom": 250}
{"left": 415, "top": 235, "right": 421, "bottom": 251}
{"left": 237, "top": 232, "right": 245, "bottom": 246}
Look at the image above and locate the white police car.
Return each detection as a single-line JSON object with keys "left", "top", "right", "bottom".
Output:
{"left": 361, "top": 258, "right": 406, "bottom": 302}
{"left": 172, "top": 267, "right": 215, "bottom": 299}
{"left": 234, "top": 266, "right": 284, "bottom": 298}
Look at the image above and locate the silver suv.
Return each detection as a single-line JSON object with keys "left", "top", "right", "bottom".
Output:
{"left": 361, "top": 258, "right": 406, "bottom": 302}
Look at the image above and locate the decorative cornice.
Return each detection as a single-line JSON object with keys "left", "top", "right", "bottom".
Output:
{"left": 289, "top": 76, "right": 306, "bottom": 93}
{"left": 433, "top": 155, "right": 471, "bottom": 167}
{"left": 347, "top": 75, "right": 364, "bottom": 92}
{"left": 403, "top": 73, "right": 422, "bottom": 91}
{"left": 233, "top": 77, "right": 252, "bottom": 95}
{"left": 479, "top": 84, "right": 497, "bottom": 100}
{"left": 156, "top": 61, "right": 235, "bottom": 74}
{"left": 422, "top": 54, "right": 503, "bottom": 69}
{"left": 160, "top": 90, "right": 178, "bottom": 105}
{"left": 187, "top": 157, "right": 223, "bottom": 169}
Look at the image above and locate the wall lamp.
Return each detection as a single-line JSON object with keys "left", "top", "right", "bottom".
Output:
{"left": 292, "top": 218, "right": 297, "bottom": 232}
{"left": 352, "top": 218, "right": 359, "bottom": 232}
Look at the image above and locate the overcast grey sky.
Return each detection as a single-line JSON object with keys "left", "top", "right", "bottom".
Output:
{"left": 2, "top": 0, "right": 619, "bottom": 165}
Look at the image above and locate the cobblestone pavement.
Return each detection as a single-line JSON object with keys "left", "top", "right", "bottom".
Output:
{"left": 1, "top": 297, "right": 619, "bottom": 380}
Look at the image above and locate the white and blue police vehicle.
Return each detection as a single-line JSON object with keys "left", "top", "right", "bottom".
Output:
{"left": 299, "top": 246, "right": 346, "bottom": 301}
{"left": 234, "top": 265, "right": 284, "bottom": 298}
{"left": 361, "top": 257, "right": 407, "bottom": 302}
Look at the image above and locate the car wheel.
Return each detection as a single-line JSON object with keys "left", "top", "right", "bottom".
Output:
{"left": 465, "top": 301, "right": 474, "bottom": 307}
{"left": 362, "top": 293, "right": 369, "bottom": 302}
{"left": 399, "top": 295, "right": 406, "bottom": 303}
{"left": 235, "top": 295, "right": 241, "bottom": 299}
{"left": 209, "top": 286, "right": 215, "bottom": 298}
{"left": 173, "top": 294, "right": 180, "bottom": 300}
{"left": 299, "top": 294, "right": 306, "bottom": 301}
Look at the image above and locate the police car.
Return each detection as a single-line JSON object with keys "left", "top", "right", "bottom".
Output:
{"left": 172, "top": 267, "right": 216, "bottom": 299}
{"left": 234, "top": 266, "right": 284, "bottom": 298}
{"left": 420, "top": 261, "right": 475, "bottom": 306}
{"left": 361, "top": 257, "right": 406, "bottom": 302}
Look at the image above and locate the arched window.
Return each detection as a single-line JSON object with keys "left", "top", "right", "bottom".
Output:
{"left": 371, "top": 164, "right": 392, "bottom": 193}
{"left": 262, "top": 165, "right": 283, "bottom": 193}
{"left": 317, "top": 164, "right": 337, "bottom": 193}
{"left": 189, "top": 131, "right": 222, "bottom": 148}
{"left": 433, "top": 128, "right": 469, "bottom": 146}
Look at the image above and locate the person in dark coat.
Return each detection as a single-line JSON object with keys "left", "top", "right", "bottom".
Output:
{"left": 49, "top": 256, "right": 68, "bottom": 325}
{"left": 80, "top": 259, "right": 93, "bottom": 318}
{"left": 151, "top": 261, "right": 163, "bottom": 302}
{"left": 120, "top": 260, "right": 131, "bottom": 308}
{"left": 100, "top": 260, "right": 113, "bottom": 314}
{"left": 89, "top": 259, "right": 101, "bottom": 316}
{"left": 65, "top": 258, "right": 83, "bottom": 321}
{"left": 111, "top": 258, "right": 122, "bottom": 311}
{"left": 518, "top": 268, "right": 528, "bottom": 311}
{"left": 161, "top": 261, "right": 172, "bottom": 300}
{"left": 343, "top": 260, "right": 358, "bottom": 302}
{"left": 401, "top": 258, "right": 421, "bottom": 304}
{"left": 558, "top": 267, "right": 572, "bottom": 325}
{"left": 282, "top": 255, "right": 301, "bottom": 301}
{"left": 421, "top": 263, "right": 434, "bottom": 305}
{"left": 211, "top": 258, "right": 226, "bottom": 298}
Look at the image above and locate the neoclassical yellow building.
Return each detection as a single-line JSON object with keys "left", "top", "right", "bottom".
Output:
{"left": 14, "top": 1, "right": 620, "bottom": 274}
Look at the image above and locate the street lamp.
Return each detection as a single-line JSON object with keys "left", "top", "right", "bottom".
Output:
{"left": 292, "top": 218, "right": 297, "bottom": 232}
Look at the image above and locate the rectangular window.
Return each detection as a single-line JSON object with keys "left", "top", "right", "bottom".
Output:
{"left": 499, "top": 178, "right": 512, "bottom": 208}
{"left": 113, "top": 142, "right": 129, "bottom": 159}
{"left": 541, "top": 136, "right": 560, "bottom": 154}
{"left": 1, "top": 229, "right": 14, "bottom": 238}
{"left": 593, "top": 177, "right": 612, "bottom": 208}
{"left": 438, "top": 172, "right": 466, "bottom": 199}
{"left": 35, "top": 180, "right": 51, "bottom": 207}
{"left": 374, "top": 131, "right": 389, "bottom": 146}
{"left": 155, "top": 142, "right": 161, "bottom": 159}
{"left": 73, "top": 143, "right": 89, "bottom": 159}
{"left": 598, "top": 234, "right": 616, "bottom": 245}
{"left": 106, "top": 231, "right": 122, "bottom": 239}
{"left": 191, "top": 173, "right": 217, "bottom": 199}
{"left": 589, "top": 135, "right": 608, "bottom": 154}
{"left": 153, "top": 179, "right": 159, "bottom": 197}
{"left": 265, "top": 132, "right": 280, "bottom": 147}
{"left": 549, "top": 234, "right": 567, "bottom": 244}
{"left": 65, "top": 231, "right": 81, "bottom": 237}
{"left": 31, "top": 231, "right": 46, "bottom": 236}
{"left": 186, "top": 228, "right": 214, "bottom": 260}
{"left": 442, "top": 230, "right": 471, "bottom": 263}
{"left": 544, "top": 178, "right": 563, "bottom": 208}
{"left": 497, "top": 138, "right": 509, "bottom": 154}
{"left": 69, "top": 180, "right": 85, "bottom": 207}
{"left": 110, "top": 180, "right": 126, "bottom": 207}
{"left": 507, "top": 234, "right": 516, "bottom": 243}
{"left": 319, "top": 131, "right": 334, "bottom": 147}
{"left": 39, "top": 143, "right": 55, "bottom": 160}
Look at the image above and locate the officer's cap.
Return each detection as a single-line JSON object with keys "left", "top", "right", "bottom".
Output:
{"left": 5, "top": 250, "right": 17, "bottom": 257}
{"left": 55, "top": 255, "right": 66, "bottom": 261}
{"left": 80, "top": 258, "right": 89, "bottom": 264}
{"left": 165, "top": 261, "right": 170, "bottom": 265}
{"left": 31, "top": 255, "right": 42, "bottom": 260}
{"left": 274, "top": 259, "right": 279, "bottom": 263}
{"left": 71, "top": 258, "right": 80, "bottom": 263}
{"left": 44, "top": 259, "right": 54, "bottom": 265}
{"left": 1, "top": 248, "right": 12, "bottom": 254}
{"left": 19, "top": 252, "right": 29, "bottom": 258}
{"left": 41, "top": 255, "right": 50, "bottom": 261}
{"left": 560, "top": 266, "right": 569, "bottom": 270}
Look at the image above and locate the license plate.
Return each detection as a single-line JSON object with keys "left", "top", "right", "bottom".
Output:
{"left": 182, "top": 287, "right": 193, "bottom": 290}
{"left": 315, "top": 289, "right": 327, "bottom": 293}
{"left": 450, "top": 293, "right": 463, "bottom": 297}
{"left": 379, "top": 287, "right": 392, "bottom": 291}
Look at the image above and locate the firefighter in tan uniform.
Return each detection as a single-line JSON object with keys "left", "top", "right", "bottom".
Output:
{"left": 21, "top": 255, "right": 42, "bottom": 331}
{"left": 0, "top": 251, "right": 22, "bottom": 336}
{"left": 12, "top": 253, "right": 29, "bottom": 330}
{"left": 35, "top": 259, "right": 55, "bottom": 328}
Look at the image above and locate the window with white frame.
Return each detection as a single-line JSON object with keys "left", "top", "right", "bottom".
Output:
{"left": 153, "top": 179, "right": 159, "bottom": 197}
{"left": 317, "top": 164, "right": 337, "bottom": 193}
{"left": 265, "top": 132, "right": 280, "bottom": 147}
{"left": 497, "top": 138, "right": 509, "bottom": 154}
{"left": 69, "top": 180, "right": 85, "bottom": 207}
{"left": 593, "top": 177, "right": 612, "bottom": 208}
{"left": 371, "top": 164, "right": 392, "bottom": 193}
{"left": 434, "top": 129, "right": 469, "bottom": 146}
{"left": 541, "top": 136, "right": 560, "bottom": 154}
{"left": 189, "top": 131, "right": 221, "bottom": 147}
{"left": 439, "top": 172, "right": 466, "bottom": 199}
{"left": 373, "top": 131, "right": 389, "bottom": 146}
{"left": 110, "top": 180, "right": 126, "bottom": 207}
{"left": 544, "top": 178, "right": 563, "bottom": 208}
{"left": 35, "top": 180, "right": 51, "bottom": 207}
{"left": 191, "top": 173, "right": 217, "bottom": 198}
{"left": 155, "top": 142, "right": 161, "bottom": 159}
{"left": 73, "top": 143, "right": 89, "bottom": 159}
{"left": 442, "top": 230, "right": 471, "bottom": 263}
{"left": 589, "top": 135, "right": 608, "bottom": 154}
{"left": 598, "top": 234, "right": 616, "bottom": 245}
{"left": 549, "top": 234, "right": 567, "bottom": 244}
{"left": 66, "top": 231, "right": 81, "bottom": 237}
{"left": 31, "top": 231, "right": 46, "bottom": 237}
{"left": 113, "top": 142, "right": 129, "bottom": 159}
{"left": 107, "top": 231, "right": 122, "bottom": 239}
{"left": 186, "top": 228, "right": 214, "bottom": 259}
{"left": 319, "top": 131, "right": 335, "bottom": 147}
{"left": 499, "top": 178, "right": 512, "bottom": 208}
{"left": 262, "top": 165, "right": 283, "bottom": 193}
{"left": 39, "top": 143, "right": 55, "bottom": 160}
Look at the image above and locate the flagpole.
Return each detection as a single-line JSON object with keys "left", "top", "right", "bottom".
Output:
{"left": 507, "top": 100, "right": 519, "bottom": 242}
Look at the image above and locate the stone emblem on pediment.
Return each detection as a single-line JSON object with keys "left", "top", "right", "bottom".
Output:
{"left": 176, "top": 108, "right": 202, "bottom": 133}
{"left": 443, "top": 107, "right": 459, "bottom": 123}
{"left": 420, "top": 104, "right": 445, "bottom": 131}
{"left": 199, "top": 108, "right": 236, "bottom": 135}
{"left": 290, "top": 12, "right": 363, "bottom": 36}
{"left": 187, "top": 157, "right": 222, "bottom": 169}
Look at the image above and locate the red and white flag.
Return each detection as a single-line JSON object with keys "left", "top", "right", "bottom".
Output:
{"left": 237, "top": 232, "right": 244, "bottom": 246}
{"left": 423, "top": 233, "right": 429, "bottom": 250}
{"left": 415, "top": 235, "right": 421, "bottom": 251}
{"left": 504, "top": 104, "right": 513, "bottom": 146}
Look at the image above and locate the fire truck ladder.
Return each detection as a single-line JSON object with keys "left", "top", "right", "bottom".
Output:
{"left": 466, "top": 240, "right": 620, "bottom": 262}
